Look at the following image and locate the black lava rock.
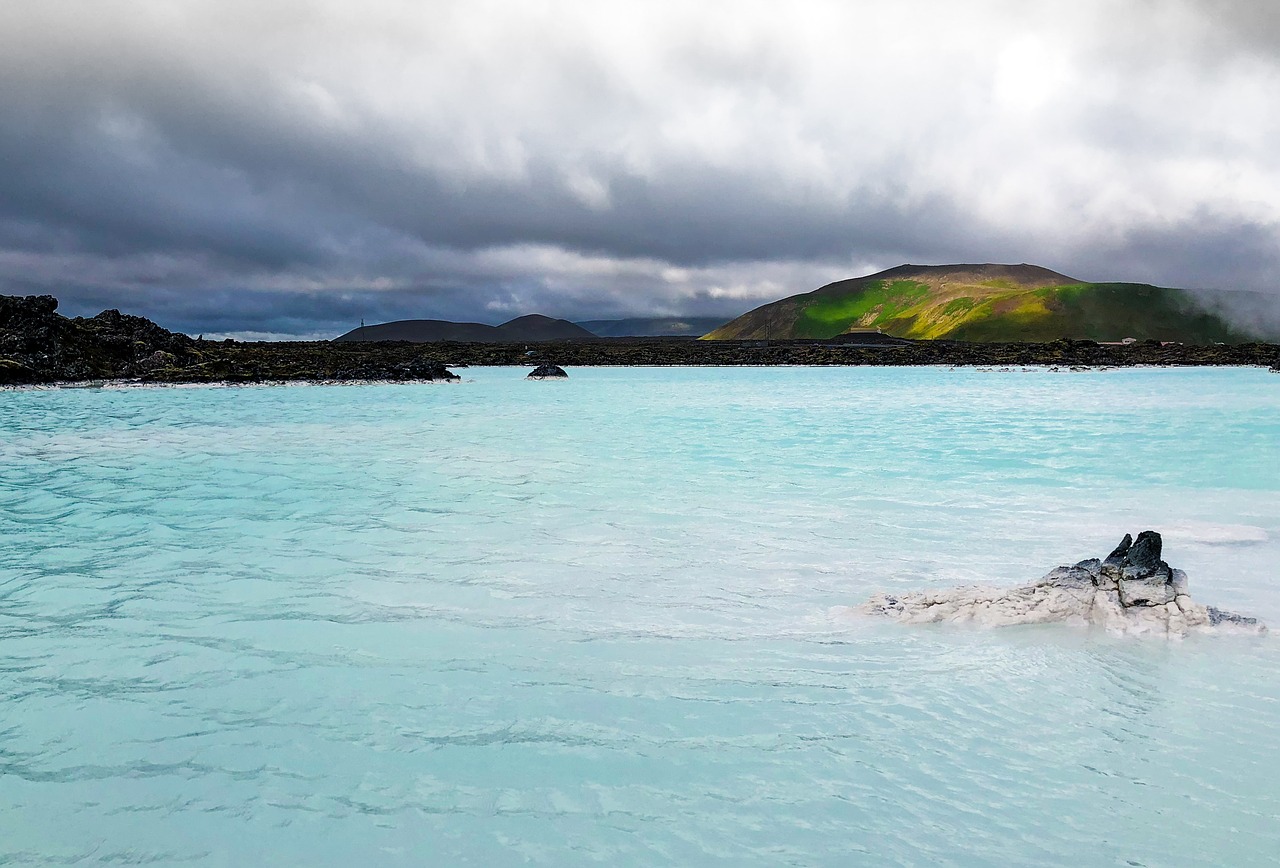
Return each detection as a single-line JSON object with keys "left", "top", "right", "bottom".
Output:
{"left": 527, "top": 364, "right": 568, "bottom": 379}
{"left": 1126, "top": 530, "right": 1164, "bottom": 574}
{"left": 1, "top": 293, "right": 196, "bottom": 383}
{"left": 0, "top": 294, "right": 58, "bottom": 326}
{"left": 1207, "top": 606, "right": 1261, "bottom": 627}
{"left": 1103, "top": 533, "right": 1133, "bottom": 567}
{"left": 0, "top": 358, "right": 36, "bottom": 385}
{"left": 1098, "top": 530, "right": 1176, "bottom": 606}
{"left": 397, "top": 358, "right": 460, "bottom": 381}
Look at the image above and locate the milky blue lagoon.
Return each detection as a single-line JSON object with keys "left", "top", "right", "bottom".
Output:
{"left": 3, "top": 366, "right": 1279, "bottom": 866}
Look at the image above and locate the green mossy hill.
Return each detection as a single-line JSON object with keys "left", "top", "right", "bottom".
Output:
{"left": 702, "top": 264, "right": 1260, "bottom": 343}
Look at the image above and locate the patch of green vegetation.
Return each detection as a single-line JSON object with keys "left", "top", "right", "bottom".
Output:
{"left": 944, "top": 283, "right": 1249, "bottom": 343}
{"left": 794, "top": 280, "right": 931, "bottom": 338}
{"left": 1053, "top": 283, "right": 1250, "bottom": 342}
{"left": 705, "top": 272, "right": 1258, "bottom": 343}
{"left": 1008, "top": 299, "right": 1053, "bottom": 319}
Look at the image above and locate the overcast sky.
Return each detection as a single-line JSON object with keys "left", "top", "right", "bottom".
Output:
{"left": 2, "top": 0, "right": 1279, "bottom": 338}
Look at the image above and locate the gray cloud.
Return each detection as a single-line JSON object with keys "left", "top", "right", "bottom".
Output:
{"left": 1185, "top": 0, "right": 1280, "bottom": 54}
{"left": 1, "top": 0, "right": 1278, "bottom": 337}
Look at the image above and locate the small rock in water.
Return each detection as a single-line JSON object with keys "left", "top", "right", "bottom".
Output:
{"left": 859, "top": 530, "right": 1266, "bottom": 638}
{"left": 527, "top": 364, "right": 568, "bottom": 379}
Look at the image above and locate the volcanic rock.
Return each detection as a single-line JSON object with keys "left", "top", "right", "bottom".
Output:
{"left": 859, "top": 531, "right": 1265, "bottom": 637}
{"left": 397, "top": 358, "right": 460, "bottom": 381}
{"left": 0, "top": 357, "right": 36, "bottom": 385}
{"left": 527, "top": 363, "right": 568, "bottom": 379}
{"left": 0, "top": 294, "right": 196, "bottom": 383}
{"left": 135, "top": 350, "right": 177, "bottom": 374}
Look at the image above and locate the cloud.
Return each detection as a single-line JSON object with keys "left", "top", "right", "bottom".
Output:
{"left": 0, "top": 0, "right": 1278, "bottom": 336}
{"left": 1, "top": 241, "right": 863, "bottom": 337}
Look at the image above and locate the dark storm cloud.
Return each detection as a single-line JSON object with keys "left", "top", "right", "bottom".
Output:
{"left": 1087, "top": 215, "right": 1280, "bottom": 291}
{"left": 0, "top": 63, "right": 967, "bottom": 269}
{"left": 48, "top": 284, "right": 471, "bottom": 342}
{"left": 1187, "top": 0, "right": 1280, "bottom": 53}
{"left": 1, "top": 1, "right": 1278, "bottom": 337}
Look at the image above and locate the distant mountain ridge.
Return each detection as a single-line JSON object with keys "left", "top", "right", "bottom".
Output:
{"left": 575, "top": 317, "right": 729, "bottom": 337}
{"left": 335, "top": 314, "right": 735, "bottom": 341}
{"left": 333, "top": 314, "right": 595, "bottom": 343}
{"left": 703, "top": 263, "right": 1260, "bottom": 344}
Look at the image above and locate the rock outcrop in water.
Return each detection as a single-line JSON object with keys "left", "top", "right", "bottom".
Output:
{"left": 527, "top": 363, "right": 568, "bottom": 379}
{"left": 860, "top": 531, "right": 1265, "bottom": 637}
{"left": 394, "top": 358, "right": 461, "bottom": 381}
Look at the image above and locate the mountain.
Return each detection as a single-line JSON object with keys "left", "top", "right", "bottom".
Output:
{"left": 702, "top": 263, "right": 1258, "bottom": 343}
{"left": 334, "top": 319, "right": 497, "bottom": 342}
{"left": 575, "top": 317, "right": 730, "bottom": 337}
{"left": 495, "top": 314, "right": 596, "bottom": 341}
{"left": 333, "top": 314, "right": 595, "bottom": 342}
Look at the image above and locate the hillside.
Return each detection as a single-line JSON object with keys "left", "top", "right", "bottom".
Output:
{"left": 576, "top": 317, "right": 730, "bottom": 337}
{"left": 334, "top": 314, "right": 595, "bottom": 343}
{"left": 702, "top": 264, "right": 1258, "bottom": 343}
{"left": 497, "top": 314, "right": 596, "bottom": 341}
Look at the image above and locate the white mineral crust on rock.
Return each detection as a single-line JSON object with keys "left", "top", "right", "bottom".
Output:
{"left": 859, "top": 532, "right": 1266, "bottom": 638}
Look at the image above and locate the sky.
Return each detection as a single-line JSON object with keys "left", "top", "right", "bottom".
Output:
{"left": 2, "top": 0, "right": 1279, "bottom": 339}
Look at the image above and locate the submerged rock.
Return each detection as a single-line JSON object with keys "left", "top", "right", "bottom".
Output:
{"left": 527, "top": 363, "right": 568, "bottom": 379}
{"left": 859, "top": 531, "right": 1265, "bottom": 638}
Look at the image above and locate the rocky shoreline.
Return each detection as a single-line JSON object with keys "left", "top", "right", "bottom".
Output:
{"left": 4, "top": 294, "right": 1280, "bottom": 385}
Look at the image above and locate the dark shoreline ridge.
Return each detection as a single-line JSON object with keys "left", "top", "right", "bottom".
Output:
{"left": 3, "top": 294, "right": 1279, "bottom": 385}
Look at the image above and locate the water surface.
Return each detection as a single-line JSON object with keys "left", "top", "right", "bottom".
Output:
{"left": 2, "top": 367, "right": 1278, "bottom": 865}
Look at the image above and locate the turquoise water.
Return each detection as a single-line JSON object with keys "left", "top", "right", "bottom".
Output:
{"left": 2, "top": 366, "right": 1279, "bottom": 866}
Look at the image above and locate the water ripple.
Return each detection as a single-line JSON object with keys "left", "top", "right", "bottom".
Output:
{"left": 2, "top": 368, "right": 1279, "bottom": 865}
